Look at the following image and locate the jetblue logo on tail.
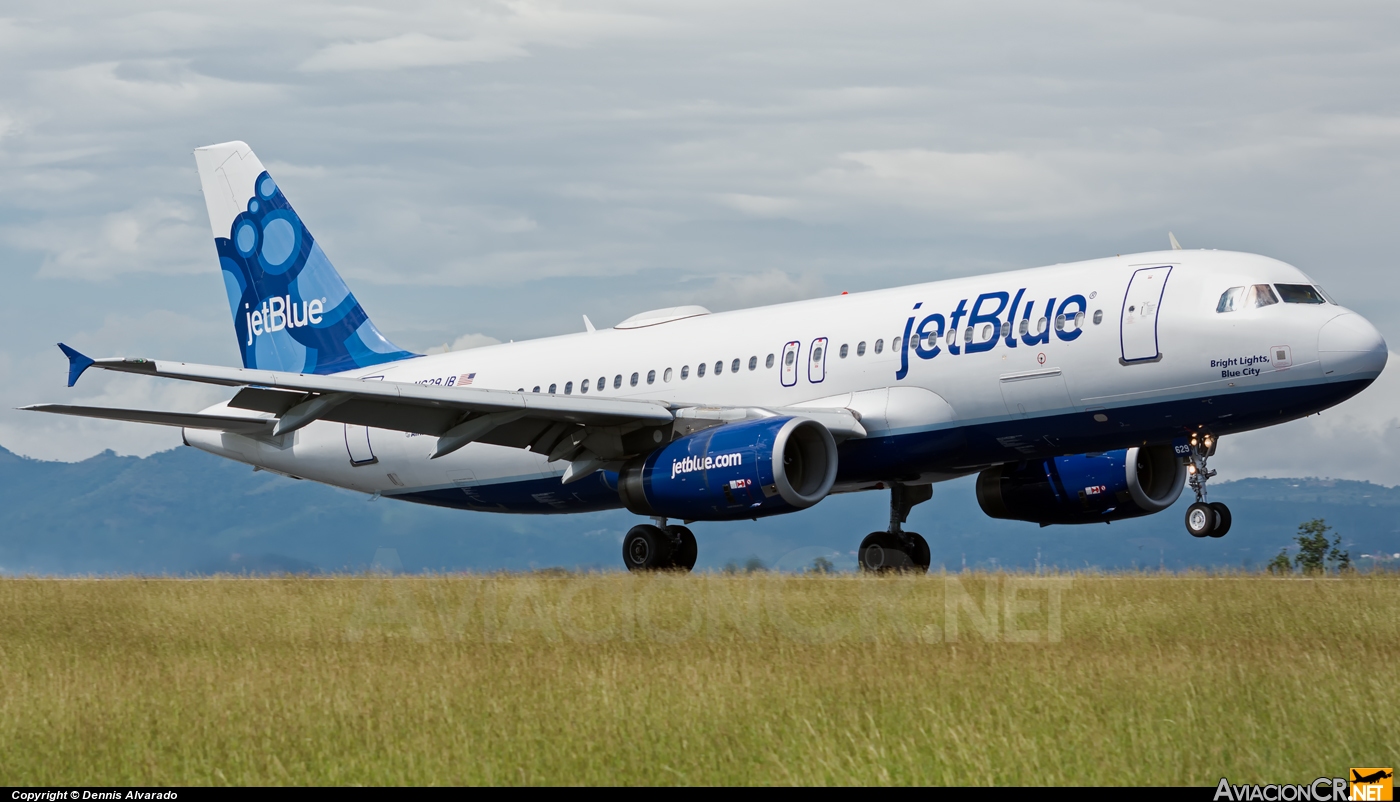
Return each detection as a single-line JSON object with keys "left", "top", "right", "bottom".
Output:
{"left": 245, "top": 296, "right": 325, "bottom": 344}
{"left": 215, "top": 170, "right": 417, "bottom": 375}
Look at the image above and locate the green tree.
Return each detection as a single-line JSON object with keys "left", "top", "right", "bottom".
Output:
{"left": 1293, "top": 519, "right": 1349, "bottom": 575}
{"left": 809, "top": 556, "right": 834, "bottom": 574}
{"left": 1267, "top": 550, "right": 1293, "bottom": 576}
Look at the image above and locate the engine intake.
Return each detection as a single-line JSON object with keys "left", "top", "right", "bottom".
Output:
{"left": 976, "top": 445, "right": 1186, "bottom": 525}
{"left": 619, "top": 416, "right": 838, "bottom": 521}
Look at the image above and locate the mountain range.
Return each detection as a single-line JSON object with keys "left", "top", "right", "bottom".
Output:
{"left": 2, "top": 444, "right": 1397, "bottom": 574}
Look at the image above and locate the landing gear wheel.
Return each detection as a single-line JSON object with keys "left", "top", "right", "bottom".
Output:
{"left": 903, "top": 532, "right": 931, "bottom": 573}
{"left": 1208, "top": 502, "right": 1232, "bottom": 538}
{"left": 666, "top": 525, "right": 697, "bottom": 572}
{"left": 623, "top": 524, "right": 674, "bottom": 571}
{"left": 1185, "top": 502, "right": 1216, "bottom": 538}
{"left": 860, "top": 532, "right": 918, "bottom": 573}
{"left": 859, "top": 532, "right": 898, "bottom": 572}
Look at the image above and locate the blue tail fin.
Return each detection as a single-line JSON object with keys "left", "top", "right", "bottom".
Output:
{"left": 194, "top": 141, "right": 417, "bottom": 375}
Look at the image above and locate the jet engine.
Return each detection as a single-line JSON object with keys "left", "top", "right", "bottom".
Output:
{"left": 975, "top": 445, "right": 1186, "bottom": 525}
{"left": 618, "top": 416, "right": 838, "bottom": 521}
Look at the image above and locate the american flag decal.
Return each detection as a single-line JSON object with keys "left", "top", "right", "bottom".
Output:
{"left": 458, "top": 373, "right": 476, "bottom": 386}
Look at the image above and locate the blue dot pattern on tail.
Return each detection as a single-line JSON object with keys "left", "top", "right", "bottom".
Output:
{"left": 215, "top": 171, "right": 417, "bottom": 375}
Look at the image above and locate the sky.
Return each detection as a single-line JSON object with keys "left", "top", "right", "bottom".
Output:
{"left": 1, "top": 0, "right": 1398, "bottom": 483}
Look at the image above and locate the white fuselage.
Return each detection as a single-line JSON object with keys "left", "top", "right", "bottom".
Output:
{"left": 183, "top": 249, "right": 1386, "bottom": 513}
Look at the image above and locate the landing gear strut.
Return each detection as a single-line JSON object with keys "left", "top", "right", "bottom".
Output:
{"left": 1183, "top": 432, "right": 1231, "bottom": 539}
{"left": 622, "top": 517, "right": 697, "bottom": 572}
{"left": 859, "top": 483, "right": 933, "bottom": 573}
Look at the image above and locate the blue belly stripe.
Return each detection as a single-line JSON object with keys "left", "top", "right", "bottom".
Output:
{"left": 388, "top": 378, "right": 1373, "bottom": 515}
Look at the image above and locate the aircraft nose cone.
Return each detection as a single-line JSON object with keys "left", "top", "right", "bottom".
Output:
{"left": 1318, "top": 312, "right": 1388, "bottom": 380}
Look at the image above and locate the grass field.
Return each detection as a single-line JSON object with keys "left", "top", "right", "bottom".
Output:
{"left": 0, "top": 572, "right": 1395, "bottom": 785}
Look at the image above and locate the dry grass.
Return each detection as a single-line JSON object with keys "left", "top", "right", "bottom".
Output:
{"left": 0, "top": 572, "right": 1395, "bottom": 785}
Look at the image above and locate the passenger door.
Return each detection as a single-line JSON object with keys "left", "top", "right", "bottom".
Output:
{"left": 808, "top": 337, "right": 828, "bottom": 384}
{"left": 1120, "top": 266, "right": 1172, "bottom": 363}
{"left": 780, "top": 341, "right": 800, "bottom": 387}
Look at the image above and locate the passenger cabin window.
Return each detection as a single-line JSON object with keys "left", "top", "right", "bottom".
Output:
{"left": 532, "top": 386, "right": 541, "bottom": 393}
{"left": 715, "top": 360, "right": 723, "bottom": 375}
{"left": 1092, "top": 310, "right": 1103, "bottom": 325}
{"left": 598, "top": 376, "right": 606, "bottom": 391}
{"left": 698, "top": 362, "right": 707, "bottom": 377}
{"left": 564, "top": 381, "right": 573, "bottom": 394}
{"left": 614, "top": 374, "right": 622, "bottom": 389}
{"left": 630, "top": 372, "right": 639, "bottom": 387}
{"left": 765, "top": 354, "right": 775, "bottom": 368}
{"left": 664, "top": 367, "right": 673, "bottom": 382}
{"left": 647, "top": 370, "right": 656, "bottom": 384}
{"left": 874, "top": 339, "right": 884, "bottom": 354}
{"left": 581, "top": 379, "right": 590, "bottom": 393}
{"left": 681, "top": 365, "right": 690, "bottom": 379}
{"left": 783, "top": 351, "right": 794, "bottom": 366}
{"left": 731, "top": 358, "right": 740, "bottom": 373}
{"left": 839, "top": 344, "right": 849, "bottom": 358}
{"left": 549, "top": 383, "right": 557, "bottom": 393}
{"left": 748, "top": 356, "right": 757, "bottom": 370}
{"left": 1276, "top": 284, "right": 1327, "bottom": 304}
{"left": 857, "top": 341, "right": 866, "bottom": 356}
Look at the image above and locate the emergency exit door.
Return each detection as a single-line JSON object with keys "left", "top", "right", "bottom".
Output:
{"left": 1120, "top": 265, "right": 1172, "bottom": 363}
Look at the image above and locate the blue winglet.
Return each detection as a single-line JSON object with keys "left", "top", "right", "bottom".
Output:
{"left": 57, "top": 343, "right": 95, "bottom": 387}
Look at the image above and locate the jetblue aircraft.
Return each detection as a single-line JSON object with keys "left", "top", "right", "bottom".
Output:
{"left": 26, "top": 142, "right": 1388, "bottom": 571}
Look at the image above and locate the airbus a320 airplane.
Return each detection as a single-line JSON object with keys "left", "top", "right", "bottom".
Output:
{"left": 26, "top": 142, "right": 1388, "bottom": 572}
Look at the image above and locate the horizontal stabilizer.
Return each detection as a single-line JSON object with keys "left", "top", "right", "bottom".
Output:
{"left": 21, "top": 404, "right": 274, "bottom": 434}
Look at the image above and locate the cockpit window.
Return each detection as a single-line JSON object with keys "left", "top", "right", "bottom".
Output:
{"left": 1275, "top": 284, "right": 1327, "bottom": 304}
{"left": 1217, "top": 284, "right": 1278, "bottom": 313}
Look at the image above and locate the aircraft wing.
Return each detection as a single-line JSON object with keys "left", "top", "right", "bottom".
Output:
{"left": 19, "top": 404, "right": 275, "bottom": 435}
{"left": 35, "top": 344, "right": 865, "bottom": 483}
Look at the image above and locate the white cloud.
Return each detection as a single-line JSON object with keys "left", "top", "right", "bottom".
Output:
{"left": 716, "top": 193, "right": 800, "bottom": 218}
{"left": 301, "top": 34, "right": 527, "bottom": 72}
{"left": 812, "top": 149, "right": 1116, "bottom": 223}
{"left": 424, "top": 332, "right": 503, "bottom": 354}
{"left": 16, "top": 199, "right": 208, "bottom": 280}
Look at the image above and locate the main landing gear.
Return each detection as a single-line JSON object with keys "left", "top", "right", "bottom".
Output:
{"left": 622, "top": 517, "right": 698, "bottom": 572}
{"left": 859, "top": 483, "right": 933, "bottom": 573}
{"left": 1183, "top": 432, "right": 1231, "bottom": 539}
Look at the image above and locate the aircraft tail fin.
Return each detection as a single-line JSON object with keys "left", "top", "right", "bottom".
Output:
{"left": 193, "top": 141, "right": 417, "bottom": 375}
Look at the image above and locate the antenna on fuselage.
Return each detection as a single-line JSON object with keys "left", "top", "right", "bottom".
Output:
{"left": 1168, "top": 231, "right": 1183, "bottom": 250}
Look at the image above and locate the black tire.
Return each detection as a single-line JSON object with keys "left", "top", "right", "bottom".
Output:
{"left": 1185, "top": 502, "right": 1215, "bottom": 538}
{"left": 860, "top": 531, "right": 913, "bottom": 573}
{"left": 903, "top": 532, "right": 931, "bottom": 573}
{"left": 666, "top": 525, "right": 698, "bottom": 572}
{"left": 623, "top": 524, "right": 673, "bottom": 571}
{"left": 1208, "top": 502, "right": 1232, "bottom": 538}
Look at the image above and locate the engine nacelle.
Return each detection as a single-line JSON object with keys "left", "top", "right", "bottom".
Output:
{"left": 976, "top": 445, "right": 1186, "bottom": 525}
{"left": 618, "top": 416, "right": 838, "bottom": 521}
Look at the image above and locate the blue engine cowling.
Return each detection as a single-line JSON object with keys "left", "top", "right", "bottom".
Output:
{"left": 618, "top": 416, "right": 839, "bottom": 521}
{"left": 975, "top": 445, "right": 1186, "bottom": 525}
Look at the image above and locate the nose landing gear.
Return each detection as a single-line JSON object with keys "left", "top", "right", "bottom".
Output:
{"left": 858, "top": 482, "right": 933, "bottom": 573}
{"left": 1183, "top": 433, "right": 1231, "bottom": 538}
